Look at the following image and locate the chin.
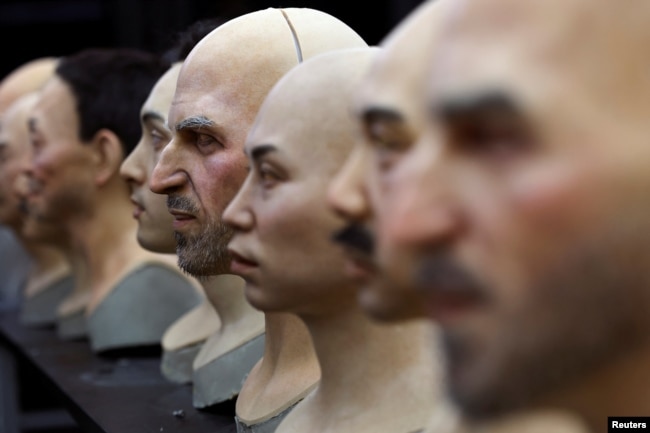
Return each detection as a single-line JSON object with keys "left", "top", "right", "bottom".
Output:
{"left": 358, "top": 288, "right": 415, "bottom": 323}
{"left": 243, "top": 282, "right": 271, "bottom": 312}
{"left": 137, "top": 230, "right": 177, "bottom": 254}
{"left": 243, "top": 282, "right": 294, "bottom": 314}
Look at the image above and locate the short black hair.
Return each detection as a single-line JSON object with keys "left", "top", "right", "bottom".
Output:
{"left": 56, "top": 47, "right": 170, "bottom": 156}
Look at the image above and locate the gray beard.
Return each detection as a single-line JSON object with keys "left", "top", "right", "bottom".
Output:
{"left": 174, "top": 219, "right": 234, "bottom": 279}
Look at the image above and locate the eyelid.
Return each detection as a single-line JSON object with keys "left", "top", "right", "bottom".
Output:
{"left": 449, "top": 113, "right": 533, "bottom": 159}
{"left": 255, "top": 159, "right": 284, "bottom": 187}
{"left": 365, "top": 120, "right": 411, "bottom": 150}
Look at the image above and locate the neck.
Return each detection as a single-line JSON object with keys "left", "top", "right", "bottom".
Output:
{"left": 64, "top": 187, "right": 163, "bottom": 312}
{"left": 201, "top": 274, "right": 261, "bottom": 326}
{"left": 235, "top": 312, "right": 320, "bottom": 422}
{"left": 301, "top": 304, "right": 438, "bottom": 408}
{"left": 260, "top": 312, "right": 319, "bottom": 373}
{"left": 20, "top": 240, "right": 70, "bottom": 298}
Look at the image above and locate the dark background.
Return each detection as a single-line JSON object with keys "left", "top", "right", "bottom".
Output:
{"left": 0, "top": 0, "right": 426, "bottom": 80}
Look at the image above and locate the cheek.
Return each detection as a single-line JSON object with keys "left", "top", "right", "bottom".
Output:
{"left": 473, "top": 162, "right": 595, "bottom": 299}
{"left": 508, "top": 161, "right": 593, "bottom": 232}
{"left": 204, "top": 155, "right": 249, "bottom": 210}
{"left": 33, "top": 149, "right": 60, "bottom": 179}
{"left": 261, "top": 196, "right": 343, "bottom": 256}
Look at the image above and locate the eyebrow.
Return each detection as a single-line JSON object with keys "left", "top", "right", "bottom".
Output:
{"left": 142, "top": 111, "right": 166, "bottom": 124}
{"left": 249, "top": 144, "right": 277, "bottom": 162}
{"left": 175, "top": 115, "right": 214, "bottom": 132}
{"left": 432, "top": 90, "right": 523, "bottom": 123}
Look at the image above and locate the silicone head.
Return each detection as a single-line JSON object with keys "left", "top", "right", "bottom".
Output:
{"left": 150, "top": 7, "right": 367, "bottom": 277}
{"left": 224, "top": 47, "right": 380, "bottom": 315}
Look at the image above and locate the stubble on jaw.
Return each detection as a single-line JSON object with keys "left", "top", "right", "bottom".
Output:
{"left": 167, "top": 194, "right": 233, "bottom": 277}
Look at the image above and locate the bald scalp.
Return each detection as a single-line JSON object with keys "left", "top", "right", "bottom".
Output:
{"left": 249, "top": 47, "right": 380, "bottom": 170}
{"left": 176, "top": 7, "right": 367, "bottom": 128}
{"left": 0, "top": 57, "right": 59, "bottom": 117}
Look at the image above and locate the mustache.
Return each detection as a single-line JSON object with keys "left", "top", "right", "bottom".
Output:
{"left": 18, "top": 197, "right": 29, "bottom": 215}
{"left": 414, "top": 252, "right": 487, "bottom": 298}
{"left": 331, "top": 223, "right": 375, "bottom": 255}
{"left": 167, "top": 195, "right": 199, "bottom": 214}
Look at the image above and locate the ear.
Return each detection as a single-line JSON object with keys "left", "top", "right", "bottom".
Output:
{"left": 90, "top": 129, "right": 125, "bottom": 187}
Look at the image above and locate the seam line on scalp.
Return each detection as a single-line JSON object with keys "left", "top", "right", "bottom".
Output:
{"left": 280, "top": 9, "right": 303, "bottom": 63}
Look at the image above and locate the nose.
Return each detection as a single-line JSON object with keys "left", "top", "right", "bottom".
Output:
{"left": 327, "top": 146, "right": 372, "bottom": 223}
{"left": 15, "top": 151, "right": 37, "bottom": 196}
{"left": 223, "top": 175, "right": 255, "bottom": 232}
{"left": 120, "top": 140, "right": 146, "bottom": 186}
{"left": 149, "top": 136, "right": 186, "bottom": 195}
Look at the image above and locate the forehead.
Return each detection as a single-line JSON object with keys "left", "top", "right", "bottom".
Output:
{"left": 245, "top": 93, "right": 306, "bottom": 159}
{"left": 1, "top": 96, "right": 36, "bottom": 141}
{"left": 246, "top": 49, "right": 377, "bottom": 165}
{"left": 426, "top": 0, "right": 650, "bottom": 158}
{"left": 428, "top": 0, "right": 638, "bottom": 102}
{"left": 354, "top": 1, "right": 445, "bottom": 123}
{"left": 32, "top": 76, "right": 77, "bottom": 132}
{"left": 142, "top": 63, "right": 182, "bottom": 119}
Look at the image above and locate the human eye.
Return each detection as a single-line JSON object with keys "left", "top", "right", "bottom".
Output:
{"left": 150, "top": 129, "right": 169, "bottom": 152}
{"left": 363, "top": 120, "right": 412, "bottom": 171}
{"left": 196, "top": 133, "right": 221, "bottom": 155}
{"left": 255, "top": 161, "right": 282, "bottom": 190}
{"left": 453, "top": 113, "right": 533, "bottom": 162}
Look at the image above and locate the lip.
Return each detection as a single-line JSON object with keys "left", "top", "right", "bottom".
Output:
{"left": 339, "top": 246, "right": 377, "bottom": 281}
{"left": 168, "top": 208, "right": 196, "bottom": 229}
{"left": 130, "top": 197, "right": 145, "bottom": 219}
{"left": 228, "top": 247, "right": 259, "bottom": 276}
{"left": 27, "top": 178, "right": 43, "bottom": 194}
{"left": 424, "top": 288, "right": 486, "bottom": 326}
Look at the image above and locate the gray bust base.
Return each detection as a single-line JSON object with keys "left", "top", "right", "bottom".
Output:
{"left": 87, "top": 263, "right": 202, "bottom": 354}
{"left": 192, "top": 333, "right": 265, "bottom": 409}
{"left": 161, "top": 341, "right": 204, "bottom": 385}
{"left": 235, "top": 399, "right": 302, "bottom": 433}
{"left": 57, "top": 309, "right": 87, "bottom": 340}
{"left": 20, "top": 275, "right": 74, "bottom": 327}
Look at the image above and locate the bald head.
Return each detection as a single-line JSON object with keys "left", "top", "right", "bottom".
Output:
{"left": 150, "top": 7, "right": 367, "bottom": 278}
{"left": 381, "top": 0, "right": 650, "bottom": 426}
{"left": 0, "top": 57, "right": 58, "bottom": 117}
{"left": 223, "top": 47, "right": 380, "bottom": 313}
